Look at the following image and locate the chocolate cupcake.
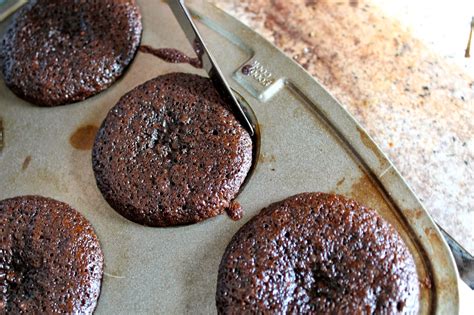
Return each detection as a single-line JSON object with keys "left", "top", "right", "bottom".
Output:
{"left": 0, "top": 195, "right": 104, "bottom": 314}
{"left": 0, "top": 0, "right": 142, "bottom": 106}
{"left": 217, "top": 193, "right": 419, "bottom": 314}
{"left": 92, "top": 73, "right": 253, "bottom": 227}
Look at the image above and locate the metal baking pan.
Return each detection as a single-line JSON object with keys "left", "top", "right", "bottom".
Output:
{"left": 0, "top": 0, "right": 459, "bottom": 313}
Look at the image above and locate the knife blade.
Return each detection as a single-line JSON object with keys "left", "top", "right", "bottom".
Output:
{"left": 438, "top": 224, "right": 474, "bottom": 290}
{"left": 166, "top": 0, "right": 255, "bottom": 137}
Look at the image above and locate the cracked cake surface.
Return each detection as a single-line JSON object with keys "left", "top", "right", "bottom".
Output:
{"left": 0, "top": 195, "right": 104, "bottom": 314}
{"left": 216, "top": 192, "right": 419, "bottom": 314}
{"left": 92, "top": 73, "right": 253, "bottom": 226}
{"left": 1, "top": 0, "right": 142, "bottom": 106}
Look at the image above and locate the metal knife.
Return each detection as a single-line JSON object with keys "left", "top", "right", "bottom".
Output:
{"left": 0, "top": 0, "right": 26, "bottom": 22}
{"left": 438, "top": 225, "right": 474, "bottom": 290}
{"left": 166, "top": 0, "right": 255, "bottom": 137}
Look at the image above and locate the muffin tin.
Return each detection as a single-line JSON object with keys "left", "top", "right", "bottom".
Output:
{"left": 0, "top": 0, "right": 458, "bottom": 313}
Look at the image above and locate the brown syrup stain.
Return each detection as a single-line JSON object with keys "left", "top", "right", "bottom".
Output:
{"left": 70, "top": 125, "right": 99, "bottom": 150}
{"left": 21, "top": 155, "right": 32, "bottom": 171}
{"left": 424, "top": 217, "right": 457, "bottom": 295}
{"left": 424, "top": 227, "right": 442, "bottom": 247}
{"left": 405, "top": 208, "right": 424, "bottom": 221}
{"left": 349, "top": 173, "right": 388, "bottom": 214}
{"left": 414, "top": 209, "right": 424, "bottom": 219}
{"left": 258, "top": 153, "right": 276, "bottom": 163}
{"left": 139, "top": 45, "right": 203, "bottom": 68}
{"left": 336, "top": 177, "right": 345, "bottom": 187}
{"left": 413, "top": 208, "right": 424, "bottom": 220}
{"left": 356, "top": 127, "right": 386, "bottom": 167}
{"left": 423, "top": 226, "right": 450, "bottom": 271}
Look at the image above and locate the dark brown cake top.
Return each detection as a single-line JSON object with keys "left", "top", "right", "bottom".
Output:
{"left": 0, "top": 0, "right": 142, "bottom": 106}
{"left": 0, "top": 195, "right": 104, "bottom": 314}
{"left": 92, "top": 73, "right": 253, "bottom": 227}
{"left": 217, "top": 193, "right": 419, "bottom": 314}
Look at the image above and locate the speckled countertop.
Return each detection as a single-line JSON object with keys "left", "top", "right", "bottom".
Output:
{"left": 212, "top": 0, "right": 474, "bottom": 254}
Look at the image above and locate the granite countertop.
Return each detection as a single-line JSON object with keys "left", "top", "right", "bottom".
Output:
{"left": 213, "top": 0, "right": 474, "bottom": 254}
